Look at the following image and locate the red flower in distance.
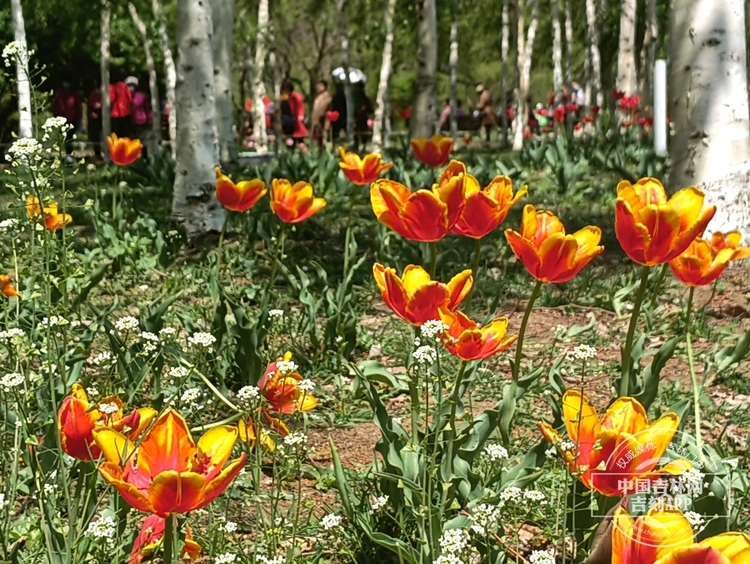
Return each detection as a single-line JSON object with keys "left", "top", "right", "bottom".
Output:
{"left": 326, "top": 110, "right": 340, "bottom": 123}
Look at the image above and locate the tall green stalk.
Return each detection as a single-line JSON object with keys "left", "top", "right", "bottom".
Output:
{"left": 464, "top": 237, "right": 482, "bottom": 316}
{"left": 440, "top": 360, "right": 467, "bottom": 510}
{"left": 261, "top": 223, "right": 287, "bottom": 310}
{"left": 163, "top": 514, "right": 177, "bottom": 564}
{"left": 684, "top": 286, "right": 706, "bottom": 464}
{"left": 619, "top": 264, "right": 650, "bottom": 398}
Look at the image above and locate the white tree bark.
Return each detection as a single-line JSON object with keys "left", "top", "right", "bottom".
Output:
{"left": 252, "top": 0, "right": 269, "bottom": 153}
{"left": 563, "top": 0, "right": 573, "bottom": 85}
{"left": 669, "top": 0, "right": 750, "bottom": 237}
{"left": 411, "top": 0, "right": 438, "bottom": 139}
{"left": 10, "top": 0, "right": 32, "bottom": 139}
{"left": 616, "top": 0, "right": 638, "bottom": 94}
{"left": 100, "top": 0, "right": 111, "bottom": 162}
{"left": 585, "top": 0, "right": 603, "bottom": 107}
{"left": 448, "top": 1, "right": 458, "bottom": 140}
{"left": 211, "top": 0, "right": 236, "bottom": 166}
{"left": 172, "top": 0, "right": 226, "bottom": 242}
{"left": 500, "top": 0, "right": 510, "bottom": 145}
{"left": 128, "top": 2, "right": 161, "bottom": 156}
{"left": 337, "top": 0, "right": 355, "bottom": 145}
{"left": 269, "top": 30, "right": 282, "bottom": 154}
{"left": 512, "top": 0, "right": 539, "bottom": 150}
{"left": 372, "top": 0, "right": 397, "bottom": 152}
{"left": 152, "top": 0, "right": 177, "bottom": 158}
{"left": 639, "top": 0, "right": 657, "bottom": 104}
{"left": 551, "top": 0, "right": 563, "bottom": 98}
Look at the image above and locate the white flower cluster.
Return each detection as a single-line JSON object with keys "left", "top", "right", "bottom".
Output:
{"left": 0, "top": 328, "right": 26, "bottom": 346}
{"left": 114, "top": 316, "right": 139, "bottom": 332}
{"left": 42, "top": 116, "right": 73, "bottom": 135}
{"left": 0, "top": 493, "right": 8, "bottom": 509}
{"left": 556, "top": 438, "right": 576, "bottom": 452}
{"left": 283, "top": 432, "right": 308, "bottom": 448}
{"left": 268, "top": 309, "right": 284, "bottom": 319}
{"left": 469, "top": 503, "right": 501, "bottom": 535}
{"left": 413, "top": 345, "right": 437, "bottom": 365}
{"left": 434, "top": 528, "right": 471, "bottom": 564}
{"left": 528, "top": 550, "right": 556, "bottom": 564}
{"left": 237, "top": 385, "right": 260, "bottom": 405}
{"left": 674, "top": 468, "right": 706, "bottom": 494}
{"left": 180, "top": 387, "right": 203, "bottom": 408}
{"left": 214, "top": 553, "right": 238, "bottom": 564}
{"left": 84, "top": 515, "right": 117, "bottom": 544}
{"left": 297, "top": 379, "right": 315, "bottom": 393}
{"left": 275, "top": 360, "right": 297, "bottom": 375}
{"left": 565, "top": 344, "right": 597, "bottom": 363}
{"left": 140, "top": 331, "right": 160, "bottom": 354}
{"left": 188, "top": 331, "right": 216, "bottom": 349}
{"left": 482, "top": 443, "right": 509, "bottom": 462}
{"left": 5, "top": 138, "right": 43, "bottom": 165}
{"left": 168, "top": 366, "right": 190, "bottom": 382}
{"left": 89, "top": 351, "right": 114, "bottom": 367}
{"left": 498, "top": 486, "right": 523, "bottom": 506}
{"left": 2, "top": 41, "right": 22, "bottom": 66}
{"left": 371, "top": 495, "right": 389, "bottom": 512}
{"left": 159, "top": 327, "right": 177, "bottom": 338}
{"left": 220, "top": 520, "right": 238, "bottom": 533}
{"left": 0, "top": 218, "right": 19, "bottom": 232}
{"left": 320, "top": 513, "right": 342, "bottom": 530}
{"left": 86, "top": 387, "right": 99, "bottom": 397}
{"left": 1, "top": 372, "right": 25, "bottom": 392}
{"left": 684, "top": 511, "right": 705, "bottom": 529}
{"left": 524, "top": 489, "right": 547, "bottom": 505}
{"left": 98, "top": 402, "right": 119, "bottom": 415}
{"left": 41, "top": 315, "right": 67, "bottom": 329}
{"left": 421, "top": 320, "right": 449, "bottom": 340}
{"left": 257, "top": 556, "right": 284, "bottom": 564}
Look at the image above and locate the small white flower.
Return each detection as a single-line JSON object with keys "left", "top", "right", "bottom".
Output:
{"left": 221, "top": 520, "right": 238, "bottom": 533}
{"left": 188, "top": 331, "right": 216, "bottom": 349}
{"left": 159, "top": 327, "right": 177, "bottom": 338}
{"left": 89, "top": 351, "right": 114, "bottom": 367}
{"left": 0, "top": 493, "right": 8, "bottom": 509}
{"left": 468, "top": 503, "right": 501, "bottom": 535}
{"left": 1, "top": 372, "right": 25, "bottom": 392}
{"left": 98, "top": 402, "right": 120, "bottom": 415}
{"left": 523, "top": 489, "right": 547, "bottom": 505}
{"left": 528, "top": 550, "right": 556, "bottom": 564}
{"left": 5, "top": 138, "right": 42, "bottom": 164}
{"left": 498, "top": 486, "right": 523, "bottom": 506}
{"left": 168, "top": 366, "right": 190, "bottom": 381}
{"left": 42, "top": 116, "right": 72, "bottom": 134}
{"left": 257, "top": 556, "right": 284, "bottom": 564}
{"left": 320, "top": 513, "right": 342, "bottom": 530}
{"left": 0, "top": 218, "right": 19, "bottom": 232}
{"left": 84, "top": 515, "right": 117, "bottom": 544}
{"left": 283, "top": 432, "right": 308, "bottom": 447}
{"left": 41, "top": 315, "right": 67, "bottom": 329}
{"left": 420, "top": 320, "right": 449, "bottom": 340}
{"left": 275, "top": 360, "right": 298, "bottom": 375}
{"left": 214, "top": 553, "right": 238, "bottom": 564}
{"left": 556, "top": 438, "right": 576, "bottom": 451}
{"left": 565, "top": 344, "right": 598, "bottom": 363}
{"left": 114, "top": 316, "right": 139, "bottom": 332}
{"left": 482, "top": 443, "right": 509, "bottom": 462}
{"left": 138, "top": 284, "right": 149, "bottom": 292}
{"left": 413, "top": 345, "right": 437, "bottom": 365}
{"left": 86, "top": 387, "right": 99, "bottom": 397}
{"left": 371, "top": 495, "right": 389, "bottom": 511}
{"left": 297, "top": 379, "right": 315, "bottom": 393}
{"left": 181, "top": 387, "right": 202, "bottom": 404}
{"left": 268, "top": 309, "right": 284, "bottom": 319}
{"left": 140, "top": 331, "right": 159, "bottom": 342}
{"left": 684, "top": 511, "right": 705, "bottom": 529}
{"left": 237, "top": 385, "right": 260, "bottom": 405}
{"left": 392, "top": 417, "right": 403, "bottom": 425}
{"left": 438, "top": 528, "right": 469, "bottom": 555}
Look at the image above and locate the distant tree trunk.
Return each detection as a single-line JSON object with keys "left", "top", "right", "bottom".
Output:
{"left": 152, "top": 0, "right": 177, "bottom": 158}
{"left": 500, "top": 0, "right": 510, "bottom": 146}
{"left": 639, "top": 0, "right": 657, "bottom": 104}
{"left": 128, "top": 2, "right": 161, "bottom": 157}
{"left": 336, "top": 0, "right": 355, "bottom": 145}
{"left": 616, "top": 0, "right": 638, "bottom": 94}
{"left": 384, "top": 77, "right": 392, "bottom": 147}
{"left": 563, "top": 0, "right": 573, "bottom": 85}
{"left": 669, "top": 0, "right": 750, "bottom": 237}
{"left": 10, "top": 0, "right": 32, "bottom": 139}
{"left": 551, "top": 0, "right": 563, "bottom": 98}
{"left": 411, "top": 0, "right": 438, "bottom": 139}
{"left": 269, "top": 31, "right": 282, "bottom": 154}
{"left": 372, "top": 0, "right": 397, "bottom": 152}
{"left": 513, "top": 0, "right": 539, "bottom": 150}
{"left": 252, "top": 0, "right": 269, "bottom": 153}
{"left": 211, "top": 0, "right": 236, "bottom": 166}
{"left": 100, "top": 0, "right": 111, "bottom": 162}
{"left": 585, "top": 0, "right": 603, "bottom": 107}
{"left": 172, "top": 0, "right": 226, "bottom": 242}
{"left": 448, "top": 0, "right": 458, "bottom": 140}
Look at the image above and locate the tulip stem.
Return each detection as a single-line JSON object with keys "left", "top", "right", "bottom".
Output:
{"left": 440, "top": 360, "right": 468, "bottom": 510}
{"left": 163, "top": 514, "right": 177, "bottom": 564}
{"left": 511, "top": 280, "right": 543, "bottom": 384}
{"left": 263, "top": 223, "right": 287, "bottom": 311}
{"left": 428, "top": 241, "right": 438, "bottom": 278}
{"left": 620, "top": 264, "right": 650, "bottom": 398}
{"left": 464, "top": 238, "right": 482, "bottom": 316}
{"left": 685, "top": 286, "right": 706, "bottom": 464}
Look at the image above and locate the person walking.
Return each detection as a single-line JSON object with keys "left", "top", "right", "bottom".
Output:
{"left": 109, "top": 78, "right": 133, "bottom": 138}
{"left": 311, "top": 80, "right": 332, "bottom": 149}
{"left": 127, "top": 76, "right": 152, "bottom": 157}
{"left": 52, "top": 80, "right": 82, "bottom": 162}
{"left": 475, "top": 84, "right": 496, "bottom": 142}
{"left": 280, "top": 80, "right": 308, "bottom": 149}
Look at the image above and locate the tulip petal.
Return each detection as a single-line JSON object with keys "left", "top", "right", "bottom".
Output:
{"left": 702, "top": 532, "right": 750, "bottom": 563}
{"left": 379, "top": 265, "right": 411, "bottom": 322}
{"left": 148, "top": 471, "right": 206, "bottom": 516}
{"left": 668, "top": 186, "right": 706, "bottom": 231}
{"left": 99, "top": 462, "right": 155, "bottom": 513}
{"left": 537, "top": 233, "right": 578, "bottom": 282}
{"left": 616, "top": 199, "right": 652, "bottom": 264}
{"left": 561, "top": 391, "right": 601, "bottom": 475}
{"left": 653, "top": 545, "right": 730, "bottom": 564}
{"left": 401, "top": 265, "right": 433, "bottom": 297}
{"left": 400, "top": 190, "right": 450, "bottom": 241}
{"left": 137, "top": 409, "right": 196, "bottom": 478}
{"left": 612, "top": 507, "right": 636, "bottom": 564}
{"left": 505, "top": 229, "right": 543, "bottom": 279}
{"left": 196, "top": 425, "right": 238, "bottom": 480}
{"left": 195, "top": 453, "right": 247, "bottom": 511}
{"left": 446, "top": 269, "right": 473, "bottom": 309}
{"left": 92, "top": 427, "right": 136, "bottom": 464}
{"left": 638, "top": 205, "right": 681, "bottom": 264}
{"left": 405, "top": 281, "right": 450, "bottom": 324}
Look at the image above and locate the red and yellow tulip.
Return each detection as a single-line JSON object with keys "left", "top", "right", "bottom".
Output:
{"left": 539, "top": 391, "right": 689, "bottom": 496}
{"left": 370, "top": 163, "right": 466, "bottom": 242}
{"left": 237, "top": 409, "right": 289, "bottom": 452}
{"left": 57, "top": 383, "right": 156, "bottom": 461}
{"left": 505, "top": 205, "right": 604, "bottom": 283}
{"left": 338, "top": 147, "right": 393, "bottom": 185}
{"left": 26, "top": 196, "right": 73, "bottom": 231}
{"left": 129, "top": 514, "right": 201, "bottom": 564}
{"left": 107, "top": 133, "right": 143, "bottom": 166}
{"left": 270, "top": 179, "right": 326, "bottom": 223}
{"left": 93, "top": 409, "right": 246, "bottom": 517}
{"left": 26, "top": 195, "right": 41, "bottom": 217}
{"left": 411, "top": 135, "right": 454, "bottom": 167}
{"left": 452, "top": 173, "right": 527, "bottom": 239}
{"left": 669, "top": 232, "right": 750, "bottom": 287}
{"left": 615, "top": 178, "right": 716, "bottom": 266}
{"left": 656, "top": 533, "right": 750, "bottom": 564}
{"left": 612, "top": 505, "right": 695, "bottom": 564}
{"left": 439, "top": 309, "right": 517, "bottom": 360}
{"left": 215, "top": 167, "right": 267, "bottom": 212}
{"left": 259, "top": 352, "right": 317, "bottom": 414}
{"left": 1, "top": 275, "right": 20, "bottom": 298}
{"left": 373, "top": 263, "right": 472, "bottom": 326}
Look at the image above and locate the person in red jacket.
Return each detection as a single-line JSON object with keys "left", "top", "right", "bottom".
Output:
{"left": 110, "top": 80, "right": 133, "bottom": 138}
{"left": 52, "top": 81, "right": 82, "bottom": 159}
{"left": 280, "top": 79, "right": 307, "bottom": 149}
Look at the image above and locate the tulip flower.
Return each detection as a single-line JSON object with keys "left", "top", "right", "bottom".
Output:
{"left": 215, "top": 167, "right": 267, "bottom": 212}
{"left": 411, "top": 135, "right": 454, "bottom": 167}
{"left": 0, "top": 275, "right": 20, "bottom": 298}
{"left": 258, "top": 352, "right": 317, "bottom": 414}
{"left": 42, "top": 202, "right": 73, "bottom": 231}
{"left": 452, "top": 174, "right": 527, "bottom": 239}
{"left": 93, "top": 409, "right": 246, "bottom": 517}
{"left": 107, "top": 133, "right": 143, "bottom": 166}
{"left": 26, "top": 195, "right": 41, "bottom": 217}
{"left": 669, "top": 232, "right": 750, "bottom": 287}
{"left": 539, "top": 390, "right": 690, "bottom": 496}
{"left": 338, "top": 147, "right": 393, "bottom": 185}
{"left": 370, "top": 166, "right": 465, "bottom": 242}
{"left": 373, "top": 263, "right": 472, "bottom": 326}
{"left": 130, "top": 514, "right": 201, "bottom": 564}
{"left": 237, "top": 409, "right": 289, "bottom": 452}
{"left": 611, "top": 505, "right": 695, "bottom": 564}
{"left": 656, "top": 533, "right": 750, "bottom": 564}
{"left": 57, "top": 383, "right": 156, "bottom": 461}
{"left": 439, "top": 309, "right": 517, "bottom": 361}
{"left": 505, "top": 204, "right": 604, "bottom": 283}
{"left": 270, "top": 179, "right": 326, "bottom": 223}
{"left": 615, "top": 178, "right": 716, "bottom": 266}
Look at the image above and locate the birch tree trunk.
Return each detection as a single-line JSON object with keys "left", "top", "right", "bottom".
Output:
{"left": 270, "top": 31, "right": 282, "bottom": 154}
{"left": 585, "top": 0, "right": 603, "bottom": 107}
{"left": 10, "top": 0, "right": 32, "bottom": 139}
{"left": 337, "top": 0, "right": 355, "bottom": 145}
{"left": 152, "top": 0, "right": 177, "bottom": 158}
{"left": 563, "top": 0, "right": 573, "bottom": 85}
{"left": 512, "top": 0, "right": 539, "bottom": 150}
{"left": 128, "top": 2, "right": 161, "bottom": 157}
{"left": 448, "top": 1, "right": 458, "bottom": 140}
{"left": 551, "top": 0, "right": 563, "bottom": 98}
{"left": 639, "top": 0, "right": 657, "bottom": 104}
{"left": 100, "top": 0, "right": 111, "bottom": 162}
{"left": 500, "top": 0, "right": 510, "bottom": 146}
{"left": 411, "top": 0, "right": 438, "bottom": 139}
{"left": 372, "top": 0, "right": 397, "bottom": 152}
{"left": 211, "top": 0, "right": 236, "bottom": 166}
{"left": 669, "top": 0, "right": 750, "bottom": 237}
{"left": 616, "top": 0, "right": 638, "bottom": 94}
{"left": 172, "top": 0, "right": 226, "bottom": 242}
{"left": 252, "top": 0, "right": 269, "bottom": 153}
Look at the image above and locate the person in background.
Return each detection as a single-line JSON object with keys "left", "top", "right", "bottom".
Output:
{"left": 475, "top": 84, "right": 496, "bottom": 142}
{"left": 127, "top": 76, "right": 152, "bottom": 158}
{"left": 311, "top": 80, "right": 332, "bottom": 149}
{"left": 87, "top": 86, "right": 103, "bottom": 160}
{"left": 331, "top": 83, "right": 347, "bottom": 140}
{"left": 440, "top": 99, "right": 465, "bottom": 131}
{"left": 280, "top": 79, "right": 308, "bottom": 149}
{"left": 353, "top": 82, "right": 372, "bottom": 147}
{"left": 110, "top": 78, "right": 133, "bottom": 138}
{"left": 52, "top": 80, "right": 82, "bottom": 163}
{"left": 571, "top": 81, "right": 585, "bottom": 107}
